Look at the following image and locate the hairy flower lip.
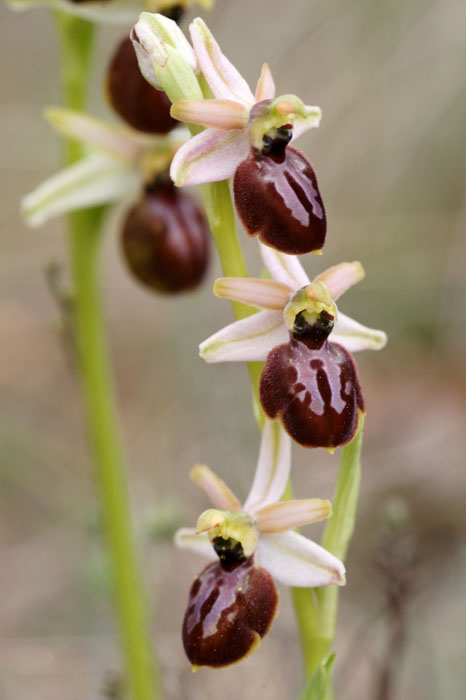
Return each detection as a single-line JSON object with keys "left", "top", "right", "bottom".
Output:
{"left": 175, "top": 419, "right": 346, "bottom": 588}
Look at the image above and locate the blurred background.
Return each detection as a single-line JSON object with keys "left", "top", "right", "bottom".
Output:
{"left": 1, "top": 0, "right": 465, "bottom": 698}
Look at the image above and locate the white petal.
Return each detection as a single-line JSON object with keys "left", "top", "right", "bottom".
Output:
{"left": 332, "top": 312, "right": 387, "bottom": 352}
{"left": 170, "top": 128, "right": 249, "bottom": 186}
{"left": 171, "top": 99, "right": 247, "bottom": 130}
{"left": 190, "top": 464, "right": 241, "bottom": 510}
{"left": 314, "top": 262, "right": 364, "bottom": 301}
{"left": 292, "top": 105, "right": 322, "bottom": 141}
{"left": 190, "top": 18, "right": 254, "bottom": 104}
{"left": 8, "top": 0, "right": 139, "bottom": 25}
{"left": 214, "top": 277, "right": 292, "bottom": 310}
{"left": 255, "top": 499, "right": 332, "bottom": 533}
{"left": 243, "top": 419, "right": 291, "bottom": 511}
{"left": 199, "top": 310, "right": 288, "bottom": 363}
{"left": 255, "top": 63, "right": 276, "bottom": 101}
{"left": 257, "top": 532, "right": 346, "bottom": 587}
{"left": 259, "top": 243, "right": 310, "bottom": 289}
{"left": 45, "top": 108, "right": 144, "bottom": 162}
{"left": 22, "top": 154, "right": 140, "bottom": 227}
{"left": 174, "top": 527, "right": 216, "bottom": 559}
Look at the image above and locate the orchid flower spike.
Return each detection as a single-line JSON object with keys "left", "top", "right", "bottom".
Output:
{"left": 22, "top": 108, "right": 187, "bottom": 227}
{"left": 166, "top": 17, "right": 326, "bottom": 254}
{"left": 200, "top": 245, "right": 387, "bottom": 449}
{"left": 7, "top": 0, "right": 214, "bottom": 27}
{"left": 176, "top": 419, "right": 345, "bottom": 668}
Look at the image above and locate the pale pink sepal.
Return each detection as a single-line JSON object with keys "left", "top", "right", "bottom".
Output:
{"left": 22, "top": 153, "right": 139, "bottom": 227}
{"left": 171, "top": 99, "right": 247, "bottom": 130}
{"left": 199, "top": 310, "right": 288, "bottom": 363}
{"left": 243, "top": 420, "right": 291, "bottom": 511}
{"left": 333, "top": 312, "right": 387, "bottom": 352}
{"left": 190, "top": 464, "right": 241, "bottom": 511}
{"left": 170, "top": 127, "right": 249, "bottom": 186}
{"left": 45, "top": 108, "right": 144, "bottom": 162}
{"left": 174, "top": 527, "right": 216, "bottom": 560}
{"left": 257, "top": 531, "right": 346, "bottom": 587}
{"left": 260, "top": 243, "right": 310, "bottom": 290}
{"left": 314, "top": 262, "right": 365, "bottom": 301}
{"left": 189, "top": 18, "right": 254, "bottom": 104}
{"left": 214, "top": 277, "right": 292, "bottom": 310}
{"left": 255, "top": 63, "right": 276, "bottom": 101}
{"left": 255, "top": 499, "right": 332, "bottom": 533}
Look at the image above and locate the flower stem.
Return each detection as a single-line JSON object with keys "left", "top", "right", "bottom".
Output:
{"left": 294, "top": 418, "right": 365, "bottom": 683}
{"left": 56, "top": 14, "right": 159, "bottom": 700}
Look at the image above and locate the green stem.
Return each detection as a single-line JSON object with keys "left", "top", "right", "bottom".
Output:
{"left": 297, "top": 419, "right": 365, "bottom": 682}
{"left": 56, "top": 14, "right": 159, "bottom": 700}
{"left": 199, "top": 181, "right": 264, "bottom": 419}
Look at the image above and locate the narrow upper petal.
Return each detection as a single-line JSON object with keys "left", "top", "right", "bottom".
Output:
{"left": 45, "top": 108, "right": 144, "bottom": 162}
{"left": 257, "top": 531, "right": 346, "bottom": 587}
{"left": 255, "top": 499, "right": 332, "bottom": 533}
{"left": 255, "top": 63, "right": 276, "bottom": 101}
{"left": 22, "top": 154, "right": 139, "bottom": 227}
{"left": 199, "top": 309, "right": 288, "bottom": 363}
{"left": 170, "top": 127, "right": 249, "bottom": 186}
{"left": 259, "top": 243, "right": 310, "bottom": 290}
{"left": 190, "top": 18, "right": 254, "bottom": 104}
{"left": 332, "top": 312, "right": 387, "bottom": 352}
{"left": 214, "top": 277, "right": 292, "bottom": 310}
{"left": 190, "top": 464, "right": 241, "bottom": 511}
{"left": 171, "top": 99, "right": 247, "bottom": 130}
{"left": 243, "top": 420, "right": 291, "bottom": 511}
{"left": 314, "top": 262, "right": 365, "bottom": 301}
{"left": 174, "top": 527, "right": 216, "bottom": 559}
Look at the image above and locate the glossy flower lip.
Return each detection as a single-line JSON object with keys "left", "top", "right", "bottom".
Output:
{"left": 169, "top": 17, "right": 321, "bottom": 186}
{"left": 22, "top": 108, "right": 188, "bottom": 227}
{"left": 7, "top": 0, "right": 214, "bottom": 27}
{"left": 199, "top": 243, "right": 387, "bottom": 363}
{"left": 175, "top": 418, "right": 346, "bottom": 588}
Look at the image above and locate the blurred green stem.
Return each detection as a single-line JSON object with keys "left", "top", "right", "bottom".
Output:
{"left": 291, "top": 419, "right": 365, "bottom": 689}
{"left": 56, "top": 14, "right": 159, "bottom": 700}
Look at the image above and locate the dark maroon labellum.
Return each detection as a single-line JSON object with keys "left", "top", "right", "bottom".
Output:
{"left": 233, "top": 146, "right": 326, "bottom": 255}
{"left": 121, "top": 183, "right": 209, "bottom": 294}
{"left": 182, "top": 556, "right": 278, "bottom": 668}
{"left": 106, "top": 36, "right": 177, "bottom": 134}
{"left": 260, "top": 336, "right": 365, "bottom": 449}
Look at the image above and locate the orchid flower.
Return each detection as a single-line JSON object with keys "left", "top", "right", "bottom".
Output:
{"left": 175, "top": 418, "right": 345, "bottom": 588}
{"left": 200, "top": 243, "right": 387, "bottom": 363}
{"left": 7, "top": 0, "right": 214, "bottom": 27}
{"left": 22, "top": 108, "right": 187, "bottom": 226}
{"left": 169, "top": 18, "right": 322, "bottom": 188}
{"left": 200, "top": 245, "right": 386, "bottom": 448}
{"left": 177, "top": 419, "right": 345, "bottom": 668}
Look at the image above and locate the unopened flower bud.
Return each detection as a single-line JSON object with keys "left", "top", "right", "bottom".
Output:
{"left": 260, "top": 335, "right": 364, "bottom": 449}
{"left": 121, "top": 182, "right": 209, "bottom": 294}
{"left": 233, "top": 146, "right": 326, "bottom": 255}
{"left": 182, "top": 556, "right": 278, "bottom": 669}
{"left": 106, "top": 36, "right": 177, "bottom": 135}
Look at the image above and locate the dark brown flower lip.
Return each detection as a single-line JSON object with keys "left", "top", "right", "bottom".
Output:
{"left": 121, "top": 184, "right": 209, "bottom": 294}
{"left": 106, "top": 36, "right": 177, "bottom": 135}
{"left": 233, "top": 146, "right": 326, "bottom": 255}
{"left": 182, "top": 556, "right": 279, "bottom": 669}
{"left": 259, "top": 336, "right": 365, "bottom": 449}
